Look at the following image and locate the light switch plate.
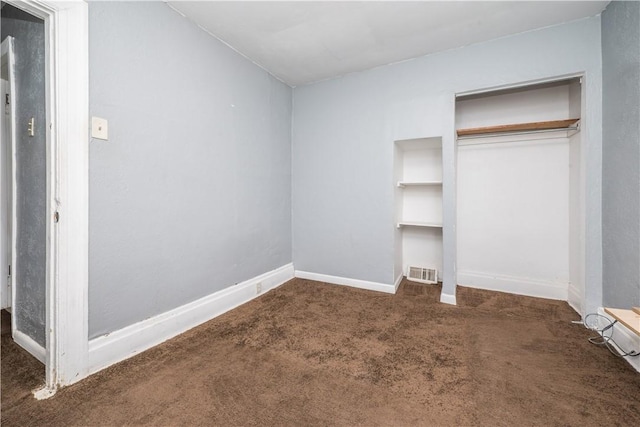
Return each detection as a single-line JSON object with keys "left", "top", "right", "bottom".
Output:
{"left": 91, "top": 116, "right": 108, "bottom": 140}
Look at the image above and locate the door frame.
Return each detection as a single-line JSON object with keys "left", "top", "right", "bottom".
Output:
{"left": 5, "top": 0, "right": 88, "bottom": 398}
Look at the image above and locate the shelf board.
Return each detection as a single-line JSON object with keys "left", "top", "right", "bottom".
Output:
{"left": 604, "top": 307, "right": 640, "bottom": 337}
{"left": 456, "top": 118, "right": 580, "bottom": 137}
{"left": 397, "top": 221, "right": 443, "bottom": 229}
{"left": 397, "top": 181, "right": 443, "bottom": 188}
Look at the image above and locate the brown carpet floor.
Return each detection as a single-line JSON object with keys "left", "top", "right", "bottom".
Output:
{"left": 1, "top": 309, "right": 46, "bottom": 415}
{"left": 2, "top": 279, "right": 639, "bottom": 426}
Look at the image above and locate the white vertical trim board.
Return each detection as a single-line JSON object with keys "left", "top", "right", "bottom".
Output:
{"left": 596, "top": 308, "right": 640, "bottom": 373}
{"left": 295, "top": 270, "right": 397, "bottom": 294}
{"left": 457, "top": 271, "right": 568, "bottom": 301}
{"left": 49, "top": 0, "right": 91, "bottom": 388}
{"left": 87, "top": 263, "right": 294, "bottom": 376}
{"left": 13, "top": 330, "right": 46, "bottom": 364}
{"left": 394, "top": 274, "right": 403, "bottom": 292}
{"left": 1, "top": 37, "right": 17, "bottom": 315}
{"left": 567, "top": 282, "right": 583, "bottom": 316}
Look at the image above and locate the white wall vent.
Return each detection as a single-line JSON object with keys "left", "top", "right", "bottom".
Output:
{"left": 407, "top": 266, "right": 438, "bottom": 284}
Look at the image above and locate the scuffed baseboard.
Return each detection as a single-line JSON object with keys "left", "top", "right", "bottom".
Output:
{"left": 87, "top": 263, "right": 294, "bottom": 376}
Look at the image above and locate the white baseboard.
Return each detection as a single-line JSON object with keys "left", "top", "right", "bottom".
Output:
{"left": 440, "top": 292, "right": 457, "bottom": 305}
{"left": 457, "top": 271, "right": 568, "bottom": 301}
{"left": 394, "top": 274, "right": 403, "bottom": 292}
{"left": 295, "top": 270, "right": 397, "bottom": 294}
{"left": 567, "top": 282, "right": 583, "bottom": 315}
{"left": 13, "top": 329, "right": 46, "bottom": 364}
{"left": 597, "top": 308, "right": 640, "bottom": 373}
{"left": 88, "top": 263, "right": 294, "bottom": 375}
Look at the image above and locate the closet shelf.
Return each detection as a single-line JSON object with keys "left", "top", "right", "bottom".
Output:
{"left": 456, "top": 118, "right": 580, "bottom": 138}
{"left": 397, "top": 181, "right": 442, "bottom": 188}
{"left": 397, "top": 221, "right": 443, "bottom": 229}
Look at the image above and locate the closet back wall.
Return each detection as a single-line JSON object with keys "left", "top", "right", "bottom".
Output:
{"left": 292, "top": 16, "right": 602, "bottom": 314}
{"left": 89, "top": 2, "right": 292, "bottom": 339}
{"left": 457, "top": 138, "right": 571, "bottom": 299}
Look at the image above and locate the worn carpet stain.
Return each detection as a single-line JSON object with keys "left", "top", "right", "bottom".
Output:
{"left": 2, "top": 279, "right": 639, "bottom": 426}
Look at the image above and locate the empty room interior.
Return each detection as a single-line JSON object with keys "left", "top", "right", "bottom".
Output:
{"left": 1, "top": 0, "right": 640, "bottom": 425}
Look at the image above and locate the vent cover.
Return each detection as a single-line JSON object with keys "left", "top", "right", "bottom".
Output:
{"left": 407, "top": 266, "right": 438, "bottom": 284}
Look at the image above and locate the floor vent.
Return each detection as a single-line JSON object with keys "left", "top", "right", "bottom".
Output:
{"left": 407, "top": 266, "right": 438, "bottom": 284}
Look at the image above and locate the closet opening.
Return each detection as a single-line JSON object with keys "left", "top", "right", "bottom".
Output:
{"left": 2, "top": 1, "right": 48, "bottom": 394}
{"left": 455, "top": 77, "right": 584, "bottom": 315}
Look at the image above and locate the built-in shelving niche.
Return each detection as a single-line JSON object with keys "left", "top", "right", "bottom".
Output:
{"left": 394, "top": 137, "right": 443, "bottom": 284}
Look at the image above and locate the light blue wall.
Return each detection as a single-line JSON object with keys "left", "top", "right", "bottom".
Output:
{"left": 89, "top": 2, "right": 292, "bottom": 338}
{"left": 293, "top": 17, "right": 603, "bottom": 313}
{"left": 602, "top": 1, "right": 640, "bottom": 308}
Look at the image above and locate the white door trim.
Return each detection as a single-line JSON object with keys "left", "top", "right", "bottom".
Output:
{"left": 5, "top": 0, "right": 89, "bottom": 398}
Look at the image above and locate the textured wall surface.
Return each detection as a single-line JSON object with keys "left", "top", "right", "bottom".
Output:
{"left": 293, "top": 17, "right": 603, "bottom": 313}
{"left": 89, "top": 2, "right": 292, "bottom": 338}
{"left": 1, "top": 5, "right": 47, "bottom": 347}
{"left": 602, "top": 1, "right": 640, "bottom": 308}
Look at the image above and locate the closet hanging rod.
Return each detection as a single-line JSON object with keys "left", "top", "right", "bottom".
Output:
{"left": 457, "top": 118, "right": 580, "bottom": 138}
{"left": 457, "top": 126, "right": 580, "bottom": 144}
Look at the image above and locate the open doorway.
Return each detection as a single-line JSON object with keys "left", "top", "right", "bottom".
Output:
{"left": 1, "top": 2, "right": 48, "bottom": 391}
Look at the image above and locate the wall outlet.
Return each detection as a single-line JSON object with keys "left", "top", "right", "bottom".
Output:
{"left": 256, "top": 282, "right": 262, "bottom": 294}
{"left": 91, "top": 116, "right": 108, "bottom": 140}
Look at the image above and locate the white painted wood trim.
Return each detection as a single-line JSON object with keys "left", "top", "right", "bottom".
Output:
{"left": 87, "top": 263, "right": 294, "bottom": 376}
{"left": 295, "top": 270, "right": 397, "bottom": 294}
{"left": 394, "top": 274, "right": 403, "bottom": 292}
{"left": 51, "top": 0, "right": 90, "bottom": 389}
{"left": 440, "top": 292, "right": 457, "bottom": 305}
{"left": 457, "top": 271, "right": 568, "bottom": 301}
{"left": 567, "top": 282, "right": 583, "bottom": 316}
{"left": 2, "top": 36, "right": 18, "bottom": 334}
{"left": 7, "top": 0, "right": 90, "bottom": 392}
{"left": 440, "top": 93, "right": 457, "bottom": 305}
{"left": 13, "top": 329, "right": 46, "bottom": 364}
{"left": 456, "top": 73, "right": 586, "bottom": 98}
{"left": 597, "top": 308, "right": 640, "bottom": 373}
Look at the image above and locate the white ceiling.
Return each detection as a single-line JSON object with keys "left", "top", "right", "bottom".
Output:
{"left": 167, "top": 1, "right": 609, "bottom": 86}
